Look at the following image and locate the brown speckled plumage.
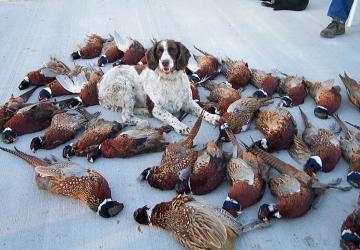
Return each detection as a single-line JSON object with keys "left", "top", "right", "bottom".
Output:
{"left": 31, "top": 110, "right": 94, "bottom": 151}
{"left": 68, "top": 118, "right": 124, "bottom": 157}
{"left": 188, "top": 140, "right": 228, "bottom": 195}
{"left": 340, "top": 194, "right": 360, "bottom": 250}
{"left": 144, "top": 194, "right": 263, "bottom": 250}
{"left": 116, "top": 39, "right": 146, "bottom": 65}
{"left": 91, "top": 125, "right": 170, "bottom": 160}
{"left": 245, "top": 144, "right": 350, "bottom": 221}
{"left": 201, "top": 81, "right": 241, "bottom": 115}
{"left": 4, "top": 101, "right": 61, "bottom": 136}
{"left": 333, "top": 114, "right": 360, "bottom": 188}
{"left": 225, "top": 129, "right": 267, "bottom": 214}
{"left": 250, "top": 69, "right": 279, "bottom": 96}
{"left": 143, "top": 114, "right": 203, "bottom": 190}
{"left": 256, "top": 106, "right": 297, "bottom": 151}
{"left": 75, "top": 34, "right": 106, "bottom": 59}
{"left": 299, "top": 107, "right": 341, "bottom": 173}
{"left": 0, "top": 87, "right": 37, "bottom": 130}
{"left": 220, "top": 97, "right": 273, "bottom": 134}
{"left": 43, "top": 80, "right": 73, "bottom": 98}
{"left": 98, "top": 42, "right": 124, "bottom": 66}
{"left": 277, "top": 75, "right": 307, "bottom": 106}
{"left": 221, "top": 58, "right": 251, "bottom": 89}
{"left": 305, "top": 79, "right": 342, "bottom": 115}
{"left": 191, "top": 46, "right": 221, "bottom": 80}
{"left": 26, "top": 70, "right": 55, "bottom": 86}
{"left": 0, "top": 146, "right": 123, "bottom": 217}
{"left": 339, "top": 72, "right": 360, "bottom": 111}
{"left": 20, "top": 58, "right": 70, "bottom": 89}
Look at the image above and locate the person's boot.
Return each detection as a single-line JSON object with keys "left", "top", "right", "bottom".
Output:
{"left": 320, "top": 19, "right": 345, "bottom": 38}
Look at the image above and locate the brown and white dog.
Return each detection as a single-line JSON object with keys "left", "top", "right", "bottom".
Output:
{"left": 98, "top": 40, "right": 219, "bottom": 135}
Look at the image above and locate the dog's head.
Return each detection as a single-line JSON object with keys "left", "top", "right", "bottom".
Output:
{"left": 146, "top": 40, "right": 190, "bottom": 74}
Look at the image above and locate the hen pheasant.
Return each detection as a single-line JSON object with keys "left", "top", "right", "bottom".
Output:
{"left": 133, "top": 194, "right": 268, "bottom": 250}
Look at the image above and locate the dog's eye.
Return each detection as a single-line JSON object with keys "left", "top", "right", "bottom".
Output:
{"left": 168, "top": 47, "right": 176, "bottom": 54}
{"left": 158, "top": 47, "right": 164, "bottom": 53}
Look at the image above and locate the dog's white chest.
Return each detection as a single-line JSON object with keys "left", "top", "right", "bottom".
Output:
{"left": 143, "top": 70, "right": 191, "bottom": 113}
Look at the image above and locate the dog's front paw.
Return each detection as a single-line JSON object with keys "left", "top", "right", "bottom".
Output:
{"left": 205, "top": 113, "right": 221, "bottom": 126}
{"left": 174, "top": 123, "right": 190, "bottom": 136}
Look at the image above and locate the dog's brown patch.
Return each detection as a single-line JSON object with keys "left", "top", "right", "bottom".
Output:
{"left": 134, "top": 65, "right": 146, "bottom": 75}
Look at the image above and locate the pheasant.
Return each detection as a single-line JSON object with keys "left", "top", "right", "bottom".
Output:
{"left": 186, "top": 46, "right": 222, "bottom": 83}
{"left": 222, "top": 127, "right": 268, "bottom": 217}
{"left": 339, "top": 72, "right": 360, "bottom": 111}
{"left": 340, "top": 193, "right": 360, "bottom": 250}
{"left": 112, "top": 31, "right": 145, "bottom": 66}
{"left": 200, "top": 81, "right": 241, "bottom": 115}
{"left": 221, "top": 58, "right": 251, "bottom": 89}
{"left": 219, "top": 97, "right": 274, "bottom": 135}
{"left": 333, "top": 114, "right": 360, "bottom": 188}
{"left": 305, "top": 79, "right": 342, "bottom": 119}
{"left": 241, "top": 142, "right": 351, "bottom": 222}
{"left": 0, "top": 87, "right": 38, "bottom": 130}
{"left": 295, "top": 107, "right": 342, "bottom": 174}
{"left": 176, "top": 139, "right": 230, "bottom": 195}
{"left": 71, "top": 34, "right": 109, "bottom": 60}
{"left": 57, "top": 68, "right": 103, "bottom": 109}
{"left": 30, "top": 109, "right": 100, "bottom": 152}
{"left": 2, "top": 101, "right": 62, "bottom": 143}
{"left": 98, "top": 41, "right": 124, "bottom": 66}
{"left": 62, "top": 117, "right": 125, "bottom": 159}
{"left": 274, "top": 70, "right": 307, "bottom": 107}
{"left": 138, "top": 112, "right": 203, "bottom": 191}
{"left": 0, "top": 146, "right": 123, "bottom": 218}
{"left": 37, "top": 65, "right": 86, "bottom": 101}
{"left": 19, "top": 58, "right": 70, "bottom": 90}
{"left": 250, "top": 69, "right": 279, "bottom": 98}
{"left": 254, "top": 104, "right": 297, "bottom": 152}
{"left": 133, "top": 194, "right": 268, "bottom": 250}
{"left": 86, "top": 125, "right": 171, "bottom": 163}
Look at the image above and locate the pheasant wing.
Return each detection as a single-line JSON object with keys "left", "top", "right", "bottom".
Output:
{"left": 270, "top": 175, "right": 301, "bottom": 197}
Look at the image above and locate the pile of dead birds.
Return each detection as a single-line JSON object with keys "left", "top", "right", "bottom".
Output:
{"left": 0, "top": 32, "right": 359, "bottom": 250}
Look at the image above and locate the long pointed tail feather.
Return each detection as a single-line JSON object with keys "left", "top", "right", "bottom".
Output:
{"left": 182, "top": 110, "right": 204, "bottom": 148}
{"left": 0, "top": 146, "right": 50, "bottom": 168}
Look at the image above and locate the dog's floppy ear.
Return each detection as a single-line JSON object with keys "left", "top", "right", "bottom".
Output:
{"left": 175, "top": 42, "right": 190, "bottom": 71}
{"left": 146, "top": 42, "right": 158, "bottom": 70}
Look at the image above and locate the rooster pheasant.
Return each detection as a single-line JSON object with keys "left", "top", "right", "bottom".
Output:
{"left": 87, "top": 125, "right": 171, "bottom": 163}
{"left": 305, "top": 79, "right": 342, "bottom": 119}
{"left": 0, "top": 146, "right": 123, "bottom": 218}
{"left": 63, "top": 116, "right": 124, "bottom": 159}
{"left": 19, "top": 58, "right": 70, "bottom": 90}
{"left": 222, "top": 127, "right": 268, "bottom": 217}
{"left": 2, "top": 101, "right": 61, "bottom": 143}
{"left": 221, "top": 58, "right": 251, "bottom": 89}
{"left": 0, "top": 87, "right": 37, "bottom": 130}
{"left": 138, "top": 112, "right": 203, "bottom": 190}
{"left": 242, "top": 142, "right": 350, "bottom": 222}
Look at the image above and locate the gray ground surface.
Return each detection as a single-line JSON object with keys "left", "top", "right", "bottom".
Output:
{"left": 0, "top": 0, "right": 359, "bottom": 249}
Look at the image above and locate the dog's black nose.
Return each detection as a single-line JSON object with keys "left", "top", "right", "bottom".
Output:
{"left": 161, "top": 60, "right": 170, "bottom": 67}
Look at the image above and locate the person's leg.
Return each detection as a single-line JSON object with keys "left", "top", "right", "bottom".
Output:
{"left": 321, "top": 0, "right": 354, "bottom": 38}
{"left": 328, "top": 0, "right": 354, "bottom": 22}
